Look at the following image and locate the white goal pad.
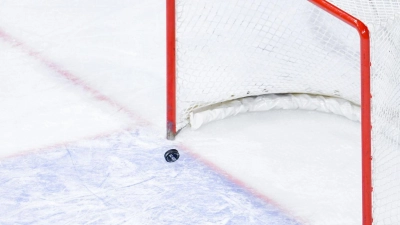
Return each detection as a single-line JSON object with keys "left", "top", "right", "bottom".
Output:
{"left": 190, "top": 94, "right": 361, "bottom": 129}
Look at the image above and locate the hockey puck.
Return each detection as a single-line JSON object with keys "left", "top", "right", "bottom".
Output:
{"left": 164, "top": 149, "right": 180, "bottom": 162}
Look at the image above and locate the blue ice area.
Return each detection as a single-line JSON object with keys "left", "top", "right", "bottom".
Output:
{"left": 0, "top": 129, "right": 299, "bottom": 225}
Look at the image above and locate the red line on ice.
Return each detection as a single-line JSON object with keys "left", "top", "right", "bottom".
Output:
{"left": 1, "top": 128, "right": 134, "bottom": 160}
{"left": 0, "top": 29, "right": 149, "bottom": 127}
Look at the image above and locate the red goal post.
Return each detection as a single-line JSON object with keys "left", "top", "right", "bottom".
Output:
{"left": 307, "top": 1, "right": 372, "bottom": 224}
{"left": 307, "top": 2, "right": 372, "bottom": 224}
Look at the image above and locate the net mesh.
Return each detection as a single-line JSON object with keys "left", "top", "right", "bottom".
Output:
{"left": 370, "top": 14, "right": 400, "bottom": 225}
{"left": 174, "top": 0, "right": 400, "bottom": 223}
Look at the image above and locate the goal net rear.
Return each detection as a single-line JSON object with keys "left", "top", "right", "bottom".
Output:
{"left": 166, "top": 0, "right": 400, "bottom": 224}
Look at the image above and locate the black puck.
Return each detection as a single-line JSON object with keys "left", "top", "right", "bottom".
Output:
{"left": 164, "top": 149, "right": 180, "bottom": 162}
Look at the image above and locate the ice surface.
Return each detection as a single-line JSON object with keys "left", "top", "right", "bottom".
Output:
{"left": 0, "top": 130, "right": 300, "bottom": 224}
{"left": 179, "top": 110, "right": 361, "bottom": 224}
{"left": 0, "top": 0, "right": 361, "bottom": 224}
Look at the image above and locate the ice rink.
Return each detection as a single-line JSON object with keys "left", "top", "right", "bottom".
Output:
{"left": 0, "top": 1, "right": 361, "bottom": 224}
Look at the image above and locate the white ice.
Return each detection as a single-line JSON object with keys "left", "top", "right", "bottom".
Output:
{"left": 0, "top": 1, "right": 361, "bottom": 224}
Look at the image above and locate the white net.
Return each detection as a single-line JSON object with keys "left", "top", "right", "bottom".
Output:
{"left": 175, "top": 0, "right": 360, "bottom": 130}
{"left": 370, "top": 13, "right": 400, "bottom": 225}
{"left": 174, "top": 0, "right": 400, "bottom": 223}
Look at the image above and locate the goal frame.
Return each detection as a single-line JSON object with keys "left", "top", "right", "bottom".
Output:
{"left": 166, "top": 0, "right": 372, "bottom": 224}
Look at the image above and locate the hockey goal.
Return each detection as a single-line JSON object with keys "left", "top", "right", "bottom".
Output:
{"left": 166, "top": 0, "right": 400, "bottom": 224}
